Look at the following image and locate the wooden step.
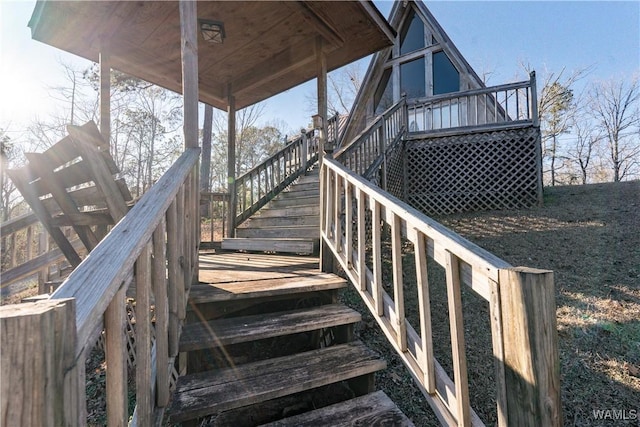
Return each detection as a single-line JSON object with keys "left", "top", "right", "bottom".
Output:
{"left": 258, "top": 391, "right": 415, "bottom": 427}
{"left": 285, "top": 181, "right": 319, "bottom": 192}
{"left": 241, "top": 214, "right": 319, "bottom": 228}
{"left": 256, "top": 204, "right": 319, "bottom": 218}
{"left": 168, "top": 341, "right": 386, "bottom": 422}
{"left": 179, "top": 304, "right": 361, "bottom": 352}
{"left": 189, "top": 273, "right": 347, "bottom": 305}
{"left": 221, "top": 237, "right": 316, "bottom": 254}
{"left": 268, "top": 195, "right": 319, "bottom": 208}
{"left": 236, "top": 226, "right": 318, "bottom": 239}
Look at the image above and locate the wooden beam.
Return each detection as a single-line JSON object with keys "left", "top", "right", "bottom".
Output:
{"left": 179, "top": 0, "right": 199, "bottom": 149}
{"left": 226, "top": 90, "right": 237, "bottom": 238}
{"left": 292, "top": 1, "right": 344, "bottom": 48}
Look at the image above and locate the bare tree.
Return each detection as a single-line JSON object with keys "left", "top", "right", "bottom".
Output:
{"left": 565, "top": 109, "right": 602, "bottom": 185}
{"left": 589, "top": 76, "right": 640, "bottom": 182}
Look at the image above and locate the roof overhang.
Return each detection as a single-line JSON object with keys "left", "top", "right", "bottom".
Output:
{"left": 29, "top": 1, "right": 395, "bottom": 110}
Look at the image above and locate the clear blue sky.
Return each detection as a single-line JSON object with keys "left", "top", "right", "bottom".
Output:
{"left": 1, "top": 1, "right": 639, "bottom": 138}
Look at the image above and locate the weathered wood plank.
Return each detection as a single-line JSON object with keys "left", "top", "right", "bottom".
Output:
{"left": 179, "top": 304, "right": 360, "bottom": 351}
{"left": 445, "top": 251, "right": 470, "bottom": 427}
{"left": 189, "top": 274, "right": 346, "bottom": 304}
{"left": 499, "top": 268, "right": 561, "bottom": 427}
{"left": 168, "top": 341, "right": 386, "bottom": 422}
{"left": 221, "top": 238, "right": 315, "bottom": 254}
{"left": 259, "top": 391, "right": 414, "bottom": 427}
{"left": 135, "top": 244, "right": 153, "bottom": 426}
{"left": 104, "top": 285, "right": 128, "bottom": 427}
{"left": 152, "top": 221, "right": 170, "bottom": 407}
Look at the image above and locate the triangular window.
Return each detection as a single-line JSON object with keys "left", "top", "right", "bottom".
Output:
{"left": 400, "top": 8, "right": 425, "bottom": 56}
{"left": 374, "top": 68, "right": 393, "bottom": 114}
{"left": 433, "top": 51, "right": 459, "bottom": 95}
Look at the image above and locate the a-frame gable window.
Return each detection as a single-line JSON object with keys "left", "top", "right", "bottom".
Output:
{"left": 400, "top": 8, "right": 425, "bottom": 55}
{"left": 401, "top": 57, "right": 426, "bottom": 99}
{"left": 433, "top": 51, "right": 460, "bottom": 95}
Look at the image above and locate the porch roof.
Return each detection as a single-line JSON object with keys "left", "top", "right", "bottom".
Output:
{"left": 28, "top": 1, "right": 395, "bottom": 110}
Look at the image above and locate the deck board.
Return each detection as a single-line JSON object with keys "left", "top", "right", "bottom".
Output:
{"left": 194, "top": 251, "right": 346, "bottom": 303}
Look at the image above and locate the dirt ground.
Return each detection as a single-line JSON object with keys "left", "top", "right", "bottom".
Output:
{"left": 342, "top": 180, "right": 640, "bottom": 426}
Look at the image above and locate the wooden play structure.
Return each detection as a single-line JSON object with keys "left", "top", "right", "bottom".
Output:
{"left": 1, "top": 1, "right": 560, "bottom": 426}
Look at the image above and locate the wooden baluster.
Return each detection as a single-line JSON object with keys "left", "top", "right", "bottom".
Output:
{"left": 357, "top": 189, "right": 367, "bottom": 291}
{"left": 344, "top": 181, "right": 353, "bottom": 267}
{"left": 105, "top": 281, "right": 127, "bottom": 427}
{"left": 176, "top": 186, "right": 186, "bottom": 322}
{"left": 166, "top": 199, "right": 180, "bottom": 357}
{"left": 152, "top": 220, "right": 170, "bottom": 407}
{"left": 135, "top": 244, "right": 153, "bottom": 425}
{"left": 391, "top": 213, "right": 407, "bottom": 351}
{"left": 412, "top": 228, "right": 435, "bottom": 393}
{"left": 334, "top": 173, "right": 342, "bottom": 251}
{"left": 371, "top": 199, "right": 383, "bottom": 316}
{"left": 445, "top": 250, "right": 471, "bottom": 427}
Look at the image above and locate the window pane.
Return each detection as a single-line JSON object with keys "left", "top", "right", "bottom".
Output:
{"left": 401, "top": 57, "right": 426, "bottom": 99}
{"left": 433, "top": 51, "right": 460, "bottom": 95}
{"left": 400, "top": 9, "right": 425, "bottom": 56}
{"left": 374, "top": 68, "right": 393, "bottom": 114}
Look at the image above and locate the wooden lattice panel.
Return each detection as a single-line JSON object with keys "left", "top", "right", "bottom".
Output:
{"left": 405, "top": 126, "right": 541, "bottom": 215}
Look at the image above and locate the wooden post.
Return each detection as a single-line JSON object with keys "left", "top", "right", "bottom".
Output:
{"left": 104, "top": 286, "right": 128, "bottom": 427}
{"left": 99, "top": 48, "right": 111, "bottom": 144}
{"left": 316, "top": 36, "right": 328, "bottom": 160}
{"left": 301, "top": 130, "right": 308, "bottom": 171}
{"left": 498, "top": 267, "right": 561, "bottom": 427}
{"left": 317, "top": 37, "right": 334, "bottom": 272}
{"left": 226, "top": 90, "right": 237, "bottom": 238}
{"left": 1, "top": 299, "right": 83, "bottom": 426}
{"left": 180, "top": 0, "right": 199, "bottom": 150}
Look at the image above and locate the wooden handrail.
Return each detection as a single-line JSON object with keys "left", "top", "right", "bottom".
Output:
{"left": 320, "top": 157, "right": 560, "bottom": 426}
{"left": 38, "top": 147, "right": 200, "bottom": 425}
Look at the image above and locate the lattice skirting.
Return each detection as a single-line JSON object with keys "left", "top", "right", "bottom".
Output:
{"left": 405, "top": 126, "right": 541, "bottom": 215}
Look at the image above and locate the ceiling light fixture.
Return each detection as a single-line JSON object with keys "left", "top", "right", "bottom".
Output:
{"left": 199, "top": 19, "right": 225, "bottom": 44}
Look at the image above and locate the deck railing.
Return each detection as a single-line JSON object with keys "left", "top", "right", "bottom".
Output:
{"left": 406, "top": 72, "right": 538, "bottom": 135}
{"left": 334, "top": 98, "right": 406, "bottom": 177}
{"left": 0, "top": 212, "right": 80, "bottom": 296}
{"left": 1, "top": 148, "right": 200, "bottom": 426}
{"left": 320, "top": 157, "right": 560, "bottom": 426}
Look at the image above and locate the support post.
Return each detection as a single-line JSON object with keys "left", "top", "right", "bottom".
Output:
{"left": 300, "top": 130, "right": 308, "bottom": 172}
{"left": 180, "top": 0, "right": 199, "bottom": 150}
{"left": 316, "top": 36, "right": 328, "bottom": 161}
{"left": 498, "top": 267, "right": 561, "bottom": 427}
{"left": 317, "top": 37, "right": 334, "bottom": 273}
{"left": 99, "top": 48, "right": 111, "bottom": 144}
{"left": 0, "top": 299, "right": 83, "bottom": 426}
{"left": 226, "top": 90, "right": 237, "bottom": 238}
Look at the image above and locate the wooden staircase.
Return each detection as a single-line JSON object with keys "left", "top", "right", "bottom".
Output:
{"left": 167, "top": 252, "right": 413, "bottom": 426}
{"left": 222, "top": 169, "right": 320, "bottom": 255}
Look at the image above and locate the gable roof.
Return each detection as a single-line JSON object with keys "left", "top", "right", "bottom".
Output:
{"left": 29, "top": 1, "right": 395, "bottom": 110}
{"left": 340, "top": 0, "right": 485, "bottom": 145}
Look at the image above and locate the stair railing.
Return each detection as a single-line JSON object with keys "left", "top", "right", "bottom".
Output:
{"left": 320, "top": 156, "right": 561, "bottom": 426}
{"left": 233, "top": 113, "right": 340, "bottom": 230}
{"left": 0, "top": 148, "right": 201, "bottom": 426}
{"left": 334, "top": 97, "right": 406, "bottom": 177}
